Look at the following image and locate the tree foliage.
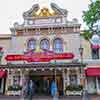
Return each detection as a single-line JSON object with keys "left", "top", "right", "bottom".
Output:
{"left": 81, "top": 30, "right": 92, "bottom": 40}
{"left": 82, "top": 0, "right": 100, "bottom": 40}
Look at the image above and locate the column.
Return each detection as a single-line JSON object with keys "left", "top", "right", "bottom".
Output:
{"left": 96, "top": 77, "right": 99, "bottom": 94}
{"left": 5, "top": 69, "right": 9, "bottom": 95}
{"left": 67, "top": 68, "right": 70, "bottom": 85}
{"left": 76, "top": 68, "right": 80, "bottom": 85}
{"left": 62, "top": 68, "right": 65, "bottom": 95}
{"left": 11, "top": 69, "right": 15, "bottom": 85}
{"left": 6, "top": 69, "right": 13, "bottom": 95}
{"left": 20, "top": 69, "right": 24, "bottom": 86}
{"left": 1, "top": 78, "right": 4, "bottom": 93}
{"left": 85, "top": 76, "right": 88, "bottom": 91}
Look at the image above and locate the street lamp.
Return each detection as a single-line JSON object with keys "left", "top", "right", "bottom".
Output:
{"left": 79, "top": 47, "right": 83, "bottom": 75}
{"left": 53, "top": 60, "right": 59, "bottom": 100}
{"left": 79, "top": 47, "right": 83, "bottom": 62}
{"left": 79, "top": 47, "right": 87, "bottom": 100}
{"left": 79, "top": 47, "right": 84, "bottom": 94}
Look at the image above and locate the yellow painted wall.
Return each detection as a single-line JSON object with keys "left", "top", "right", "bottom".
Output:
{"left": 13, "top": 33, "right": 80, "bottom": 59}
{"left": 81, "top": 38, "right": 91, "bottom": 59}
{"left": 0, "top": 39, "right": 11, "bottom": 50}
{"left": 0, "top": 33, "right": 93, "bottom": 64}
{"left": 0, "top": 38, "right": 11, "bottom": 64}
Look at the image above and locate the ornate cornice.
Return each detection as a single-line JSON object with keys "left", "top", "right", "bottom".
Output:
{"left": 23, "top": 3, "right": 68, "bottom": 18}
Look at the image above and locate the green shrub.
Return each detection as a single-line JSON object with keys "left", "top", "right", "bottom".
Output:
{"left": 8, "top": 84, "right": 22, "bottom": 91}
{"left": 65, "top": 85, "right": 83, "bottom": 92}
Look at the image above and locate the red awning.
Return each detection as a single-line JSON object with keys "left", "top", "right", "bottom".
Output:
{"left": 0, "top": 70, "right": 7, "bottom": 78}
{"left": 85, "top": 68, "right": 100, "bottom": 76}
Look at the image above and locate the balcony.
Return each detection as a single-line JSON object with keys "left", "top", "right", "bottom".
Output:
{"left": 13, "top": 16, "right": 80, "bottom": 30}
{"left": 79, "top": 59, "right": 100, "bottom": 65}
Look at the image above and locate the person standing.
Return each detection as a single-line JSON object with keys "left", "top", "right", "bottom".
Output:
{"left": 43, "top": 78, "right": 49, "bottom": 95}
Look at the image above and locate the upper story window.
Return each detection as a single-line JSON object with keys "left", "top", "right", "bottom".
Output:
{"left": 27, "top": 39, "right": 36, "bottom": 50}
{"left": 53, "top": 38, "right": 63, "bottom": 53}
{"left": 91, "top": 48, "right": 99, "bottom": 59}
{"left": 40, "top": 39, "right": 49, "bottom": 50}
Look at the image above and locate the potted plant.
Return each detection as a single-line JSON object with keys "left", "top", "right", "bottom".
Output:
{"left": 7, "top": 84, "right": 22, "bottom": 96}
{"left": 65, "top": 85, "right": 83, "bottom": 95}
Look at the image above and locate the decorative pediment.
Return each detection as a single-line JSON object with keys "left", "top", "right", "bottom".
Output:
{"left": 23, "top": 4, "right": 40, "bottom": 17}
{"left": 23, "top": 3, "right": 68, "bottom": 18}
{"left": 50, "top": 3, "right": 68, "bottom": 16}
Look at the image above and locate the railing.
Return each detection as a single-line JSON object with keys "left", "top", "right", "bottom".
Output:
{"left": 14, "top": 17, "right": 80, "bottom": 29}
{"left": 79, "top": 59, "right": 100, "bottom": 64}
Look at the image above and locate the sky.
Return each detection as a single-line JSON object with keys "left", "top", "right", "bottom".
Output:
{"left": 0, "top": 0, "right": 91, "bottom": 34}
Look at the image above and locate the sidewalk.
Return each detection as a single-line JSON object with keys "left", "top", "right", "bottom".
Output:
{"left": 0, "top": 95, "right": 81, "bottom": 100}
{"left": 0, "top": 95, "right": 100, "bottom": 100}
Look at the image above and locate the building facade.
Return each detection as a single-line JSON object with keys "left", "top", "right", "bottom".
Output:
{"left": 82, "top": 37, "right": 100, "bottom": 94}
{"left": 0, "top": 3, "right": 88, "bottom": 96}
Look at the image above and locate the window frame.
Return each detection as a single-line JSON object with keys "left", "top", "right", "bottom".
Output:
{"left": 40, "top": 39, "right": 50, "bottom": 50}
{"left": 27, "top": 38, "right": 36, "bottom": 50}
{"left": 53, "top": 38, "right": 63, "bottom": 53}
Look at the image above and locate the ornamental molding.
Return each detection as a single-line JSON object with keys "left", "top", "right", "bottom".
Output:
{"left": 23, "top": 3, "right": 68, "bottom": 18}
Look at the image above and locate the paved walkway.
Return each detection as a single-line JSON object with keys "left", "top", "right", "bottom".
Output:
{"left": 0, "top": 95, "right": 100, "bottom": 100}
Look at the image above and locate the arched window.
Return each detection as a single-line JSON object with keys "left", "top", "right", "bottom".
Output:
{"left": 40, "top": 39, "right": 49, "bottom": 50}
{"left": 27, "top": 39, "right": 36, "bottom": 50}
{"left": 53, "top": 38, "right": 63, "bottom": 53}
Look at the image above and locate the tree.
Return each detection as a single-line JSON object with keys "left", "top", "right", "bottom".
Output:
{"left": 82, "top": 0, "right": 100, "bottom": 40}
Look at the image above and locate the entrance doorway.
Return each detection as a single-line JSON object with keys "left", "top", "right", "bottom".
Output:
{"left": 0, "top": 78, "right": 6, "bottom": 94}
{"left": 28, "top": 70, "right": 63, "bottom": 96}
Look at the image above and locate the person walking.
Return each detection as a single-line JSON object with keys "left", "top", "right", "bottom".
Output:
{"left": 21, "top": 80, "right": 28, "bottom": 100}
{"left": 28, "top": 80, "right": 35, "bottom": 100}
{"left": 50, "top": 80, "right": 58, "bottom": 100}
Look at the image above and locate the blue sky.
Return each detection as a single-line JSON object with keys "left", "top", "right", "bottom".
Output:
{"left": 0, "top": 0, "right": 90, "bottom": 34}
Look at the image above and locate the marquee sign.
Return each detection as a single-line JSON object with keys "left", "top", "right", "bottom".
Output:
{"left": 5, "top": 50, "right": 74, "bottom": 62}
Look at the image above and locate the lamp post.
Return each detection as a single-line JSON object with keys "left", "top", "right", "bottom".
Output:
{"left": 79, "top": 47, "right": 84, "bottom": 89}
{"left": 53, "top": 60, "right": 58, "bottom": 100}
{"left": 79, "top": 47, "right": 87, "bottom": 100}
{"left": 79, "top": 47, "right": 83, "bottom": 75}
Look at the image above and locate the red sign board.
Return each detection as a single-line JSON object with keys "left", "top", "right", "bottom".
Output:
{"left": 5, "top": 50, "right": 74, "bottom": 62}
{"left": 91, "top": 44, "right": 100, "bottom": 49}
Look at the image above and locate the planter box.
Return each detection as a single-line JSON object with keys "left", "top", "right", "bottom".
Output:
{"left": 7, "top": 90, "right": 21, "bottom": 96}
{"left": 65, "top": 91, "right": 82, "bottom": 96}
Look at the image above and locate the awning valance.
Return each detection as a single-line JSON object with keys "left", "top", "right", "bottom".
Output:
{"left": 0, "top": 70, "right": 7, "bottom": 78}
{"left": 85, "top": 68, "right": 100, "bottom": 76}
